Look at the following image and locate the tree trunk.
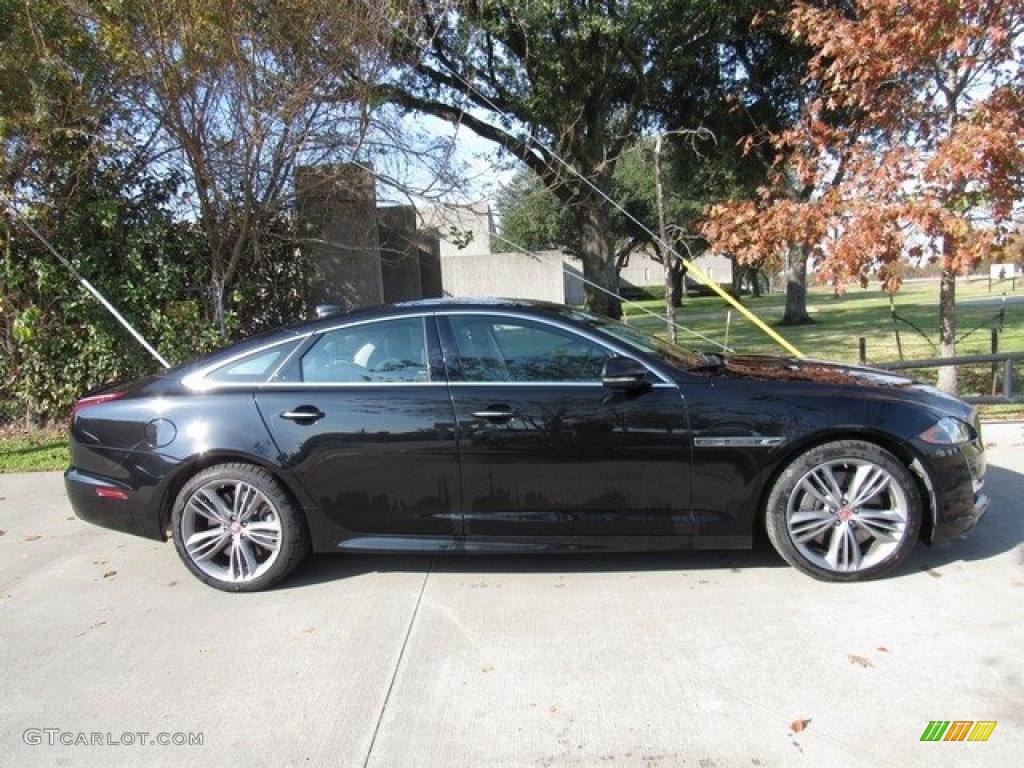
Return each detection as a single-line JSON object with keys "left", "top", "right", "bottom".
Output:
{"left": 578, "top": 201, "right": 621, "bottom": 319}
{"left": 204, "top": 276, "right": 227, "bottom": 336}
{"left": 669, "top": 262, "right": 686, "bottom": 307}
{"left": 663, "top": 254, "right": 677, "bottom": 344}
{"left": 749, "top": 268, "right": 763, "bottom": 298}
{"left": 936, "top": 264, "right": 957, "bottom": 394}
{"left": 780, "top": 245, "right": 814, "bottom": 325}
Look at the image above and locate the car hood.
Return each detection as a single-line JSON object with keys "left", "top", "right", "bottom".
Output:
{"left": 687, "top": 354, "right": 975, "bottom": 420}
{"left": 715, "top": 355, "right": 915, "bottom": 388}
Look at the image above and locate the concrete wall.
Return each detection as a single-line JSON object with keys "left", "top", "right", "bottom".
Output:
{"left": 562, "top": 258, "right": 585, "bottom": 305}
{"left": 418, "top": 202, "right": 495, "bottom": 259}
{"left": 296, "top": 165, "right": 384, "bottom": 310}
{"left": 441, "top": 250, "right": 569, "bottom": 303}
{"left": 417, "top": 236, "right": 444, "bottom": 299}
{"left": 619, "top": 251, "right": 735, "bottom": 292}
{"left": 619, "top": 255, "right": 662, "bottom": 289}
{"left": 378, "top": 205, "right": 424, "bottom": 303}
{"left": 294, "top": 164, "right": 743, "bottom": 309}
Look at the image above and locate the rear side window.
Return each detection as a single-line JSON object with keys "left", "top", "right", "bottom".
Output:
{"left": 301, "top": 317, "right": 429, "bottom": 383}
{"left": 204, "top": 342, "right": 299, "bottom": 384}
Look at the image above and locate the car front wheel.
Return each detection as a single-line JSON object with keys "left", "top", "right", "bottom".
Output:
{"left": 171, "top": 463, "right": 309, "bottom": 592}
{"left": 764, "top": 440, "right": 922, "bottom": 581}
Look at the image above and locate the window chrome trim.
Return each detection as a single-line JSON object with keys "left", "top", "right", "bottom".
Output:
{"left": 183, "top": 313, "right": 437, "bottom": 392}
{"left": 211, "top": 381, "right": 447, "bottom": 390}
{"left": 182, "top": 309, "right": 675, "bottom": 391}
{"left": 446, "top": 381, "right": 677, "bottom": 389}
{"left": 183, "top": 379, "right": 677, "bottom": 391}
{"left": 182, "top": 336, "right": 311, "bottom": 392}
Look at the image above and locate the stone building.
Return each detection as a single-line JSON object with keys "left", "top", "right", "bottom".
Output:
{"left": 296, "top": 163, "right": 731, "bottom": 310}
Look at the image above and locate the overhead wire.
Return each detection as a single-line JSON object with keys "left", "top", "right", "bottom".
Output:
{"left": 4, "top": 201, "right": 171, "bottom": 368}
{"left": 488, "top": 230, "right": 733, "bottom": 352}
{"left": 395, "top": 8, "right": 803, "bottom": 357}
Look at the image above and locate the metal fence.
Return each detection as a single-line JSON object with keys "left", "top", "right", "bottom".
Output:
{"left": 871, "top": 352, "right": 1024, "bottom": 405}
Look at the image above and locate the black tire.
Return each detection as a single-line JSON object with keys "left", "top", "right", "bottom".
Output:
{"left": 764, "top": 440, "right": 922, "bottom": 582}
{"left": 171, "top": 463, "right": 310, "bottom": 592}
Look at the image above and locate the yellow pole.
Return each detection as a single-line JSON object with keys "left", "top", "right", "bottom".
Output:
{"left": 679, "top": 256, "right": 804, "bottom": 358}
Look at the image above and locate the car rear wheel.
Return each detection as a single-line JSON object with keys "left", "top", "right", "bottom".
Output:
{"left": 171, "top": 463, "right": 309, "bottom": 592}
{"left": 764, "top": 440, "right": 922, "bottom": 581}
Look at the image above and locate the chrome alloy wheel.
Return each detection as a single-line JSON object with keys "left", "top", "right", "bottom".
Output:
{"left": 785, "top": 457, "right": 910, "bottom": 573}
{"left": 179, "top": 479, "right": 283, "bottom": 584}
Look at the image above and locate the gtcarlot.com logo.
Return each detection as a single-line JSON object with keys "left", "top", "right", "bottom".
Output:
{"left": 920, "top": 721, "right": 997, "bottom": 742}
{"left": 23, "top": 729, "right": 203, "bottom": 747}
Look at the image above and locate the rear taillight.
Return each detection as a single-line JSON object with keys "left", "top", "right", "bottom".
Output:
{"left": 95, "top": 486, "right": 130, "bottom": 500}
{"left": 70, "top": 391, "right": 125, "bottom": 420}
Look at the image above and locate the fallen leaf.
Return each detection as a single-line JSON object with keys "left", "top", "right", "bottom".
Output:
{"left": 481, "top": 665, "right": 494, "bottom": 674}
{"left": 848, "top": 654, "right": 873, "bottom": 668}
{"left": 102, "top": 570, "right": 117, "bottom": 578}
{"left": 0, "top": 591, "right": 11, "bottom": 599}
{"left": 876, "top": 646, "right": 889, "bottom": 653}
{"left": 790, "top": 719, "right": 811, "bottom": 733}
{"left": 24, "top": 534, "right": 42, "bottom": 542}
{"left": 0, "top": 529, "right": 6, "bottom": 537}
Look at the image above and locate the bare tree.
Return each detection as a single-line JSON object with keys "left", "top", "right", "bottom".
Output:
{"left": 100, "top": 0, "right": 462, "bottom": 328}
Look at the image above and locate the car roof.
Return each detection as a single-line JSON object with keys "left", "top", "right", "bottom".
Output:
{"left": 291, "top": 297, "right": 575, "bottom": 331}
{"left": 168, "top": 298, "right": 583, "bottom": 376}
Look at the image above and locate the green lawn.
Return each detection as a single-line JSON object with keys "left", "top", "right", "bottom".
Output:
{"left": 0, "top": 429, "right": 69, "bottom": 473}
{"left": 623, "top": 277, "right": 1023, "bottom": 364}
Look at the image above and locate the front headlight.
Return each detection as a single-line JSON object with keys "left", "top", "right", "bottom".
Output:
{"left": 917, "top": 416, "right": 974, "bottom": 445}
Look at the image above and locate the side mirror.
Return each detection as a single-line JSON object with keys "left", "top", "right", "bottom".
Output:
{"left": 601, "top": 356, "right": 652, "bottom": 392}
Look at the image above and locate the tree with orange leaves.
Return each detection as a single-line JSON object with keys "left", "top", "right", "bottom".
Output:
{"left": 703, "top": 0, "right": 1024, "bottom": 393}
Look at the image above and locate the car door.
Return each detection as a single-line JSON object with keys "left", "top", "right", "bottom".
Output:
{"left": 440, "top": 312, "right": 693, "bottom": 539}
{"left": 255, "top": 315, "right": 461, "bottom": 539}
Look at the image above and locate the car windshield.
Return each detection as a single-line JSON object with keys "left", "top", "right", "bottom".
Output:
{"left": 564, "top": 308, "right": 714, "bottom": 370}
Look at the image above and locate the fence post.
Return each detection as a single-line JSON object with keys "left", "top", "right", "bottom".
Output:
{"left": 889, "top": 294, "right": 904, "bottom": 362}
{"left": 859, "top": 337, "right": 867, "bottom": 366}
{"left": 991, "top": 329, "right": 999, "bottom": 396}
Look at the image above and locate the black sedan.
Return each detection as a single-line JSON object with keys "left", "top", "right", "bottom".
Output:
{"left": 66, "top": 299, "right": 990, "bottom": 591}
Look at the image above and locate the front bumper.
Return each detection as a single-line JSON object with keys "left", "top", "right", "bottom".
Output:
{"left": 913, "top": 432, "right": 989, "bottom": 543}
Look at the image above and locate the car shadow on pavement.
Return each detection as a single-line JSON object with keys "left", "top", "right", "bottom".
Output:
{"left": 277, "top": 538, "right": 788, "bottom": 591}
{"left": 894, "top": 463, "right": 1023, "bottom": 578}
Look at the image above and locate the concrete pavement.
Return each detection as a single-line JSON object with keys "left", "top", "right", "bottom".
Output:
{"left": 1, "top": 424, "right": 1022, "bottom": 767}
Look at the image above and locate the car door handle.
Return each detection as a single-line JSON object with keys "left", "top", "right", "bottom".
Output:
{"left": 280, "top": 406, "right": 325, "bottom": 423}
{"left": 471, "top": 406, "right": 514, "bottom": 422}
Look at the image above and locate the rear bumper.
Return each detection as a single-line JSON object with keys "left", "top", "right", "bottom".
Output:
{"left": 65, "top": 468, "right": 166, "bottom": 541}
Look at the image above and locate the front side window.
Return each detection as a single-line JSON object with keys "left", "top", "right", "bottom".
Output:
{"left": 301, "top": 317, "right": 429, "bottom": 383}
{"left": 449, "top": 316, "right": 611, "bottom": 383}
